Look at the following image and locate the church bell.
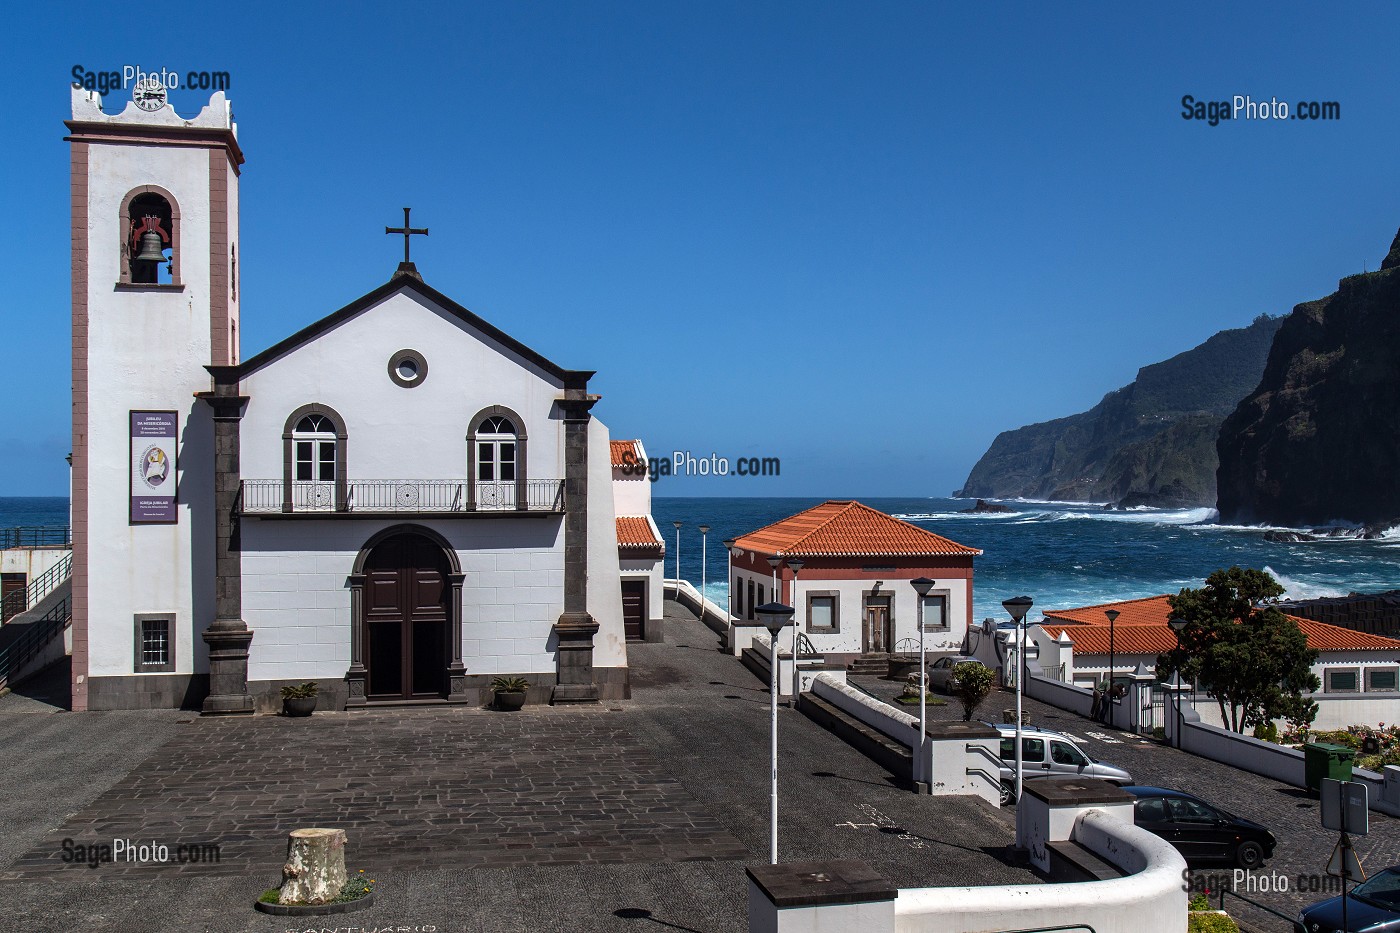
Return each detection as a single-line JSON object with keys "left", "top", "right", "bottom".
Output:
{"left": 134, "top": 229, "right": 167, "bottom": 263}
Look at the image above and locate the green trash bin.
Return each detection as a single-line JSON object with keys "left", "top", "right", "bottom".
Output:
{"left": 1303, "top": 742, "right": 1355, "bottom": 793}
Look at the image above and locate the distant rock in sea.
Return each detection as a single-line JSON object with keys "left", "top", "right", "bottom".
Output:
{"left": 958, "top": 499, "right": 1017, "bottom": 514}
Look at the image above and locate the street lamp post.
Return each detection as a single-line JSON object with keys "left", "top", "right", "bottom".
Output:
{"left": 1105, "top": 608, "right": 1120, "bottom": 724}
{"left": 723, "top": 539, "right": 736, "bottom": 619}
{"left": 1169, "top": 616, "right": 1188, "bottom": 749}
{"left": 788, "top": 558, "right": 805, "bottom": 702}
{"left": 1003, "top": 595, "right": 1034, "bottom": 806}
{"left": 699, "top": 524, "right": 710, "bottom": 614}
{"left": 672, "top": 521, "right": 683, "bottom": 586}
{"left": 756, "top": 601, "right": 795, "bottom": 864}
{"left": 911, "top": 578, "right": 935, "bottom": 792}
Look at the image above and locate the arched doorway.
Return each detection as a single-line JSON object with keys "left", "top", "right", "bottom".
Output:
{"left": 361, "top": 530, "right": 452, "bottom": 700}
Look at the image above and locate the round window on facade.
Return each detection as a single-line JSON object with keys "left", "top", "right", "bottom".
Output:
{"left": 388, "top": 349, "right": 428, "bottom": 388}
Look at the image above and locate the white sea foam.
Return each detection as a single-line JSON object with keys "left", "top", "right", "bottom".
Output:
{"left": 1263, "top": 566, "right": 1353, "bottom": 600}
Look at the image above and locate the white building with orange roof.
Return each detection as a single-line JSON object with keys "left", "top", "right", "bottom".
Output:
{"left": 728, "top": 500, "right": 982, "bottom": 667}
{"left": 611, "top": 440, "right": 665, "bottom": 642}
{"left": 1032, "top": 594, "right": 1400, "bottom": 729}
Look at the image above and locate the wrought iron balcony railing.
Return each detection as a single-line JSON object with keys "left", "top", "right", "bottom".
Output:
{"left": 240, "top": 479, "right": 565, "bottom": 515}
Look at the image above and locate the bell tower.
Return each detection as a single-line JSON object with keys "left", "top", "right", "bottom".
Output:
{"left": 66, "top": 87, "right": 245, "bottom": 711}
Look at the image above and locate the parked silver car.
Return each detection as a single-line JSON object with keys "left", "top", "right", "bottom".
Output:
{"left": 926, "top": 656, "right": 988, "bottom": 693}
{"left": 993, "top": 723, "right": 1134, "bottom": 805}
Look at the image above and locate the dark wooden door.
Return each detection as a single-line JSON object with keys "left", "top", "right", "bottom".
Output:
{"left": 1, "top": 573, "right": 25, "bottom": 622}
{"left": 621, "top": 580, "right": 646, "bottom": 641}
{"left": 863, "top": 598, "right": 891, "bottom": 653}
{"left": 363, "top": 534, "right": 450, "bottom": 700}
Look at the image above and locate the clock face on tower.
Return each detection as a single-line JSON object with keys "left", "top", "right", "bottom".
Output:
{"left": 133, "top": 79, "right": 167, "bottom": 112}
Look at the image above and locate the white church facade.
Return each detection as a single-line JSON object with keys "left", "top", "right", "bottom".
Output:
{"left": 67, "top": 88, "right": 630, "bottom": 712}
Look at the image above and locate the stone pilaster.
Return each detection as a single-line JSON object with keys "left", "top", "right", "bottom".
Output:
{"left": 198, "top": 367, "right": 253, "bottom": 715}
{"left": 345, "top": 573, "right": 367, "bottom": 706}
{"left": 446, "top": 571, "right": 470, "bottom": 702}
{"left": 552, "top": 376, "right": 601, "bottom": 704}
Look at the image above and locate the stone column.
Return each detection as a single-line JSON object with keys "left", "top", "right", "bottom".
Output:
{"left": 552, "top": 376, "right": 601, "bottom": 704}
{"left": 446, "top": 571, "right": 470, "bottom": 702}
{"left": 345, "top": 573, "right": 367, "bottom": 706}
{"left": 198, "top": 367, "right": 254, "bottom": 715}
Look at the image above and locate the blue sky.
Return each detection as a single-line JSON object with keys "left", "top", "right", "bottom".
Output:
{"left": 5, "top": 2, "right": 1398, "bottom": 496}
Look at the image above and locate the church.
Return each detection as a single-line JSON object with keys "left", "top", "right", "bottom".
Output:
{"left": 66, "top": 87, "right": 631, "bottom": 712}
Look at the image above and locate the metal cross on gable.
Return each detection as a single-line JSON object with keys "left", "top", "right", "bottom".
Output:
{"left": 385, "top": 207, "right": 428, "bottom": 264}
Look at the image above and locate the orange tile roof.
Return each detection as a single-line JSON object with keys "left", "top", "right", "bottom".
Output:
{"left": 1043, "top": 594, "right": 1400, "bottom": 654}
{"left": 734, "top": 500, "right": 981, "bottom": 558}
{"left": 610, "top": 439, "right": 643, "bottom": 468}
{"left": 616, "top": 516, "right": 663, "bottom": 549}
{"left": 1047, "top": 624, "right": 1179, "bottom": 656}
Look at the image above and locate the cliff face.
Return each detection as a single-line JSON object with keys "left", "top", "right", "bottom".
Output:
{"left": 957, "top": 316, "right": 1282, "bottom": 506}
{"left": 1217, "top": 230, "right": 1400, "bottom": 526}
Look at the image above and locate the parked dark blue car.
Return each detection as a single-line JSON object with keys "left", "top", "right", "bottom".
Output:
{"left": 1297, "top": 866, "right": 1400, "bottom": 933}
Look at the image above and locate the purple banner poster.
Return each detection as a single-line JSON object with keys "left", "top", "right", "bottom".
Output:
{"left": 130, "top": 411, "right": 178, "bottom": 523}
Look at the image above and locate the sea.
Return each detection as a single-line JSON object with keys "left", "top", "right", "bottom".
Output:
{"left": 651, "top": 497, "right": 1400, "bottom": 624}
{"left": 8, "top": 495, "right": 1399, "bottom": 625}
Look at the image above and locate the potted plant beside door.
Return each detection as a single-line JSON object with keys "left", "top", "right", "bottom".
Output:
{"left": 490, "top": 676, "right": 529, "bottom": 711}
{"left": 281, "top": 681, "right": 319, "bottom": 717}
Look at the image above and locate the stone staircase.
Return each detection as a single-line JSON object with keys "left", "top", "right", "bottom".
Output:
{"left": 846, "top": 652, "right": 890, "bottom": 676}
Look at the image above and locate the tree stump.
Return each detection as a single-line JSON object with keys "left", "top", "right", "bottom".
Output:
{"left": 279, "top": 828, "right": 347, "bottom": 905}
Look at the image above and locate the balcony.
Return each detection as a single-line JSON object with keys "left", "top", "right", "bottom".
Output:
{"left": 239, "top": 479, "right": 565, "bottom": 516}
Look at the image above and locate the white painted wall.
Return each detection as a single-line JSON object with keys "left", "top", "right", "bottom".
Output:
{"left": 620, "top": 557, "right": 664, "bottom": 621}
{"left": 240, "top": 287, "right": 568, "bottom": 482}
{"left": 586, "top": 417, "right": 627, "bottom": 668}
{"left": 0, "top": 547, "right": 70, "bottom": 582}
{"left": 243, "top": 516, "right": 566, "bottom": 682}
{"left": 783, "top": 578, "right": 970, "bottom": 656}
{"left": 81, "top": 95, "right": 226, "bottom": 679}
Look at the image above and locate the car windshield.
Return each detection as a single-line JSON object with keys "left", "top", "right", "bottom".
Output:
{"left": 1352, "top": 869, "right": 1400, "bottom": 908}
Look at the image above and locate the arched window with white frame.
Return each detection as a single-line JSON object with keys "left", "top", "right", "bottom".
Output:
{"left": 467, "top": 406, "right": 528, "bottom": 511}
{"left": 282, "top": 404, "right": 347, "bottom": 512}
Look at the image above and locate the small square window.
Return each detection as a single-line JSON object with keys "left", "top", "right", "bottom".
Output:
{"left": 1326, "top": 669, "right": 1360, "bottom": 693}
{"left": 1367, "top": 668, "right": 1398, "bottom": 693}
{"left": 921, "top": 594, "right": 949, "bottom": 631}
{"left": 133, "top": 614, "right": 175, "bottom": 673}
{"left": 805, "top": 592, "right": 841, "bottom": 634}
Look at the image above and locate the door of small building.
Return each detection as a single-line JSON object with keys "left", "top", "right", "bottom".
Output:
{"left": 863, "top": 596, "right": 892, "bottom": 653}
{"left": 362, "top": 532, "right": 450, "bottom": 701}
{"left": 1, "top": 572, "right": 25, "bottom": 621}
{"left": 621, "top": 579, "right": 646, "bottom": 641}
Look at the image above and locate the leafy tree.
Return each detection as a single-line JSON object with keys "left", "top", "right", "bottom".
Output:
{"left": 1156, "top": 567, "right": 1320, "bottom": 734}
{"left": 950, "top": 662, "right": 996, "bottom": 722}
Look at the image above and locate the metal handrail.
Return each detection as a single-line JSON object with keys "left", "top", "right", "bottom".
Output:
{"left": 0, "top": 526, "right": 72, "bottom": 549}
{"left": 1, "top": 553, "right": 72, "bottom": 623}
{"left": 1217, "top": 887, "right": 1297, "bottom": 928}
{"left": 796, "top": 632, "right": 819, "bottom": 657}
{"left": 0, "top": 595, "right": 71, "bottom": 690}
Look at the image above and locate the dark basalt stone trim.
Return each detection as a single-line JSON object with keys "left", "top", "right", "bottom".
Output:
{"left": 746, "top": 859, "right": 897, "bottom": 909}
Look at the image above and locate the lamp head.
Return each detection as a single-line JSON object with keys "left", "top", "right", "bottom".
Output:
{"left": 1169, "top": 616, "right": 1188, "bottom": 634}
{"left": 767, "top": 555, "right": 783, "bottom": 570}
{"left": 699, "top": 524, "right": 710, "bottom": 534}
{"left": 754, "top": 602, "right": 795, "bottom": 635}
{"left": 1002, "top": 595, "right": 1034, "bottom": 623}
{"left": 1104, "top": 609, "right": 1120, "bottom": 624}
{"left": 787, "top": 558, "right": 805, "bottom": 574}
{"left": 910, "top": 577, "right": 936, "bottom": 598}
{"left": 673, "top": 521, "right": 683, "bottom": 530}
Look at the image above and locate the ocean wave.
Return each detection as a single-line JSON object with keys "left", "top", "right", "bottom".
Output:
{"left": 894, "top": 511, "right": 1023, "bottom": 521}
{"left": 1263, "top": 566, "right": 1354, "bottom": 600}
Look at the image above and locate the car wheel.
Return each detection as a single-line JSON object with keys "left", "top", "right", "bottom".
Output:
{"left": 1000, "top": 781, "right": 1016, "bottom": 806}
{"left": 1235, "top": 840, "right": 1264, "bottom": 869}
